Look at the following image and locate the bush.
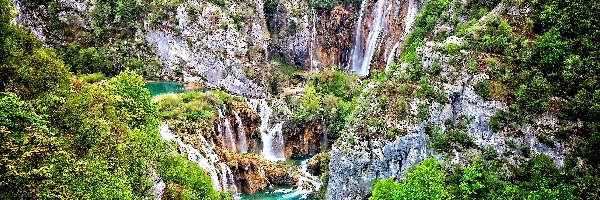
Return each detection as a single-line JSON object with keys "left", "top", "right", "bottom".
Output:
{"left": 370, "top": 157, "right": 447, "bottom": 200}
{"left": 430, "top": 62, "right": 443, "bottom": 75}
{"left": 473, "top": 79, "right": 491, "bottom": 99}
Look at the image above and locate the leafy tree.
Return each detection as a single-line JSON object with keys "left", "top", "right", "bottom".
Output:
{"left": 370, "top": 157, "right": 447, "bottom": 200}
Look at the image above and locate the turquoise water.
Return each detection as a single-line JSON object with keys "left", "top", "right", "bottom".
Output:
{"left": 238, "top": 186, "right": 304, "bottom": 200}
{"left": 145, "top": 82, "right": 184, "bottom": 96}
{"left": 239, "top": 156, "right": 314, "bottom": 200}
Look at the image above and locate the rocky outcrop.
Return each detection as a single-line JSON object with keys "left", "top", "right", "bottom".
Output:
{"left": 230, "top": 101, "right": 263, "bottom": 154}
{"left": 325, "top": 28, "right": 570, "bottom": 200}
{"left": 145, "top": 1, "right": 270, "bottom": 97}
{"left": 307, "top": 152, "right": 330, "bottom": 177}
{"left": 222, "top": 151, "right": 295, "bottom": 194}
{"left": 312, "top": 4, "right": 360, "bottom": 70}
{"left": 284, "top": 120, "right": 330, "bottom": 158}
{"left": 326, "top": 131, "right": 431, "bottom": 199}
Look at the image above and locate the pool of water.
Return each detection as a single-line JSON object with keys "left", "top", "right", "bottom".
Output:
{"left": 145, "top": 82, "right": 184, "bottom": 96}
{"left": 238, "top": 186, "right": 305, "bottom": 200}
{"left": 238, "top": 156, "right": 317, "bottom": 200}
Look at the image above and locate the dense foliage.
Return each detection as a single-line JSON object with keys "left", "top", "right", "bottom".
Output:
{"left": 370, "top": 157, "right": 447, "bottom": 200}
{"left": 371, "top": 155, "right": 573, "bottom": 200}
{"left": 0, "top": 1, "right": 225, "bottom": 198}
{"left": 293, "top": 68, "right": 360, "bottom": 139}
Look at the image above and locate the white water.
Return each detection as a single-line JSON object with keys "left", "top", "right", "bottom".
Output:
{"left": 295, "top": 159, "right": 323, "bottom": 199}
{"left": 385, "top": 0, "right": 418, "bottom": 68}
{"left": 159, "top": 122, "right": 237, "bottom": 192}
{"left": 233, "top": 110, "right": 249, "bottom": 153}
{"left": 349, "top": 0, "right": 368, "bottom": 75}
{"left": 219, "top": 108, "right": 237, "bottom": 151}
{"left": 351, "top": 0, "right": 421, "bottom": 75}
{"left": 350, "top": 0, "right": 387, "bottom": 76}
{"left": 310, "top": 9, "right": 320, "bottom": 71}
{"left": 248, "top": 99, "right": 286, "bottom": 162}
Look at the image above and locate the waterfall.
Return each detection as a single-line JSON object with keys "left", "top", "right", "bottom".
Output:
{"left": 248, "top": 99, "right": 286, "bottom": 162}
{"left": 350, "top": 0, "right": 387, "bottom": 76}
{"left": 350, "top": 0, "right": 420, "bottom": 75}
{"left": 178, "top": 139, "right": 223, "bottom": 190}
{"left": 218, "top": 108, "right": 237, "bottom": 151}
{"left": 233, "top": 110, "right": 248, "bottom": 153}
{"left": 292, "top": 159, "right": 323, "bottom": 199}
{"left": 385, "top": 0, "right": 418, "bottom": 68}
{"left": 310, "top": 8, "right": 320, "bottom": 71}
{"left": 349, "top": 0, "right": 368, "bottom": 75}
{"left": 160, "top": 122, "right": 238, "bottom": 193}
{"left": 219, "top": 163, "right": 238, "bottom": 192}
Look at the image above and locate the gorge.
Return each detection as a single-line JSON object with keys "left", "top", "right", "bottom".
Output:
{"left": 2, "top": 0, "right": 599, "bottom": 199}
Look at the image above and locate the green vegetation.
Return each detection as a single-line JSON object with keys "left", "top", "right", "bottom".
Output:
{"left": 0, "top": 2, "right": 225, "bottom": 198}
{"left": 371, "top": 155, "right": 574, "bottom": 200}
{"left": 473, "top": 79, "right": 491, "bottom": 99}
{"left": 308, "top": 0, "right": 361, "bottom": 10}
{"left": 370, "top": 157, "right": 447, "bottom": 200}
{"left": 401, "top": 0, "right": 451, "bottom": 63}
{"left": 293, "top": 68, "right": 360, "bottom": 139}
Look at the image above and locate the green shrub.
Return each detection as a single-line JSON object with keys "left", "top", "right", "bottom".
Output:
{"left": 417, "top": 103, "right": 429, "bottom": 122}
{"left": 450, "top": 130, "right": 476, "bottom": 149}
{"left": 427, "top": 125, "right": 449, "bottom": 151}
{"left": 442, "top": 43, "right": 461, "bottom": 55}
{"left": 370, "top": 157, "right": 447, "bottom": 200}
{"left": 489, "top": 111, "right": 502, "bottom": 133}
{"left": 473, "top": 79, "right": 491, "bottom": 99}
{"left": 430, "top": 62, "right": 443, "bottom": 75}
{"left": 401, "top": 0, "right": 451, "bottom": 63}
{"left": 79, "top": 73, "right": 106, "bottom": 83}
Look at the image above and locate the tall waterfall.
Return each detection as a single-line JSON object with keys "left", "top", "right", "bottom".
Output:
{"left": 350, "top": 0, "right": 420, "bottom": 76}
{"left": 310, "top": 8, "right": 320, "bottom": 71}
{"left": 248, "top": 99, "right": 286, "bottom": 162}
{"left": 159, "top": 122, "right": 238, "bottom": 192}
{"left": 350, "top": 0, "right": 386, "bottom": 76}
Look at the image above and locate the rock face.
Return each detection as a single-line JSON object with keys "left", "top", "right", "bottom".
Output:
{"left": 312, "top": 4, "right": 360, "bottom": 70}
{"left": 223, "top": 151, "right": 295, "bottom": 194}
{"left": 284, "top": 120, "right": 330, "bottom": 158}
{"left": 325, "top": 18, "right": 570, "bottom": 199}
{"left": 145, "top": 1, "right": 270, "bottom": 97}
{"left": 326, "top": 133, "right": 431, "bottom": 199}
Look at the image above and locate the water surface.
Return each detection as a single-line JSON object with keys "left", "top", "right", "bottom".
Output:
{"left": 145, "top": 82, "right": 184, "bottom": 96}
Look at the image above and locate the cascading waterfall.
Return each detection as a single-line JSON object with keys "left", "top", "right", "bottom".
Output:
{"left": 159, "top": 122, "right": 237, "bottom": 193}
{"left": 248, "top": 99, "right": 286, "bottom": 162}
{"left": 219, "top": 163, "right": 238, "bottom": 192}
{"left": 349, "top": 0, "right": 368, "bottom": 75}
{"left": 233, "top": 110, "right": 248, "bottom": 153}
{"left": 296, "top": 159, "right": 323, "bottom": 198}
{"left": 350, "top": 0, "right": 420, "bottom": 76}
{"left": 218, "top": 108, "right": 237, "bottom": 151}
{"left": 350, "top": 0, "right": 387, "bottom": 76}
